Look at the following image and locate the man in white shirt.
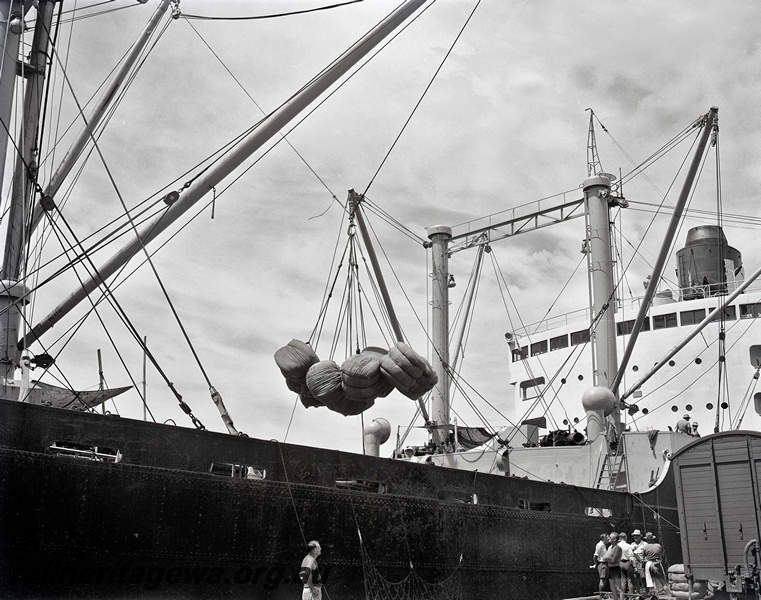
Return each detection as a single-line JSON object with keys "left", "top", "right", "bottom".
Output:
{"left": 618, "top": 531, "right": 634, "bottom": 593}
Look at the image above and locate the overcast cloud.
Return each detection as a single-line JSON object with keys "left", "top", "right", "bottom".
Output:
{"left": 10, "top": 0, "right": 760, "bottom": 454}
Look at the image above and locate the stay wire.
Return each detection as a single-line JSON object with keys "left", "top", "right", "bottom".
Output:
{"left": 210, "top": 0, "right": 439, "bottom": 205}
{"left": 46, "top": 30, "right": 208, "bottom": 429}
{"left": 182, "top": 0, "right": 364, "bottom": 21}
{"left": 59, "top": 2, "right": 141, "bottom": 25}
{"left": 362, "top": 0, "right": 480, "bottom": 198}
{"left": 36, "top": 210, "right": 157, "bottom": 419}
{"left": 181, "top": 18, "right": 342, "bottom": 210}
{"left": 487, "top": 251, "right": 565, "bottom": 429}
{"left": 27, "top": 13, "right": 174, "bottom": 282}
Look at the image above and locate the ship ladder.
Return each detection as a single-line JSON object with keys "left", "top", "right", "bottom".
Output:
{"left": 596, "top": 450, "right": 626, "bottom": 491}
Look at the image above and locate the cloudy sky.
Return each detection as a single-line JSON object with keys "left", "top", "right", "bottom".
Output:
{"left": 6, "top": 0, "right": 760, "bottom": 454}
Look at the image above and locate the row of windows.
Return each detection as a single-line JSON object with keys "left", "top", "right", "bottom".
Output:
{"left": 512, "top": 301, "right": 761, "bottom": 362}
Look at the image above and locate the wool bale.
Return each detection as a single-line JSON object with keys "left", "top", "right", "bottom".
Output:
{"left": 341, "top": 353, "right": 381, "bottom": 388}
{"left": 285, "top": 378, "right": 302, "bottom": 393}
{"left": 274, "top": 340, "right": 319, "bottom": 381}
{"left": 380, "top": 342, "right": 438, "bottom": 399}
{"left": 671, "top": 592, "right": 706, "bottom": 600}
{"left": 669, "top": 564, "right": 686, "bottom": 574}
{"left": 671, "top": 583, "right": 691, "bottom": 592}
{"left": 326, "top": 396, "right": 375, "bottom": 416}
{"left": 299, "top": 393, "right": 324, "bottom": 409}
{"left": 359, "top": 347, "right": 394, "bottom": 397}
{"left": 669, "top": 573, "right": 689, "bottom": 583}
{"left": 341, "top": 351, "right": 385, "bottom": 403}
{"left": 379, "top": 357, "right": 417, "bottom": 389}
{"left": 306, "top": 361, "right": 345, "bottom": 404}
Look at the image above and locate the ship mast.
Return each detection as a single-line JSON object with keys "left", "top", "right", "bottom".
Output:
{"left": 428, "top": 226, "right": 452, "bottom": 447}
{"left": 1, "top": 0, "right": 39, "bottom": 385}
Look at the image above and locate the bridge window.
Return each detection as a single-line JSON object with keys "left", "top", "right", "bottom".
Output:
{"left": 617, "top": 319, "right": 650, "bottom": 336}
{"left": 511, "top": 345, "right": 528, "bottom": 362}
{"left": 652, "top": 313, "right": 677, "bottom": 329}
{"left": 530, "top": 340, "right": 548, "bottom": 356}
{"left": 550, "top": 335, "right": 568, "bottom": 351}
{"left": 709, "top": 305, "right": 736, "bottom": 321}
{"left": 570, "top": 329, "right": 590, "bottom": 345}
{"left": 740, "top": 303, "right": 761, "bottom": 319}
{"left": 680, "top": 309, "right": 706, "bottom": 326}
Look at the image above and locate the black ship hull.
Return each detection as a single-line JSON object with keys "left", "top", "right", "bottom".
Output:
{"left": 0, "top": 399, "right": 681, "bottom": 599}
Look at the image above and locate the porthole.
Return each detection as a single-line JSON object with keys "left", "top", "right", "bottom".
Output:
{"left": 642, "top": 408, "right": 649, "bottom": 415}
{"left": 561, "top": 378, "right": 566, "bottom": 384}
{"left": 632, "top": 365, "right": 639, "bottom": 372}
{"left": 686, "top": 404, "right": 692, "bottom": 411}
{"left": 695, "top": 358, "right": 702, "bottom": 365}
{"left": 573, "top": 417, "right": 579, "bottom": 424}
{"left": 721, "top": 402, "right": 728, "bottom": 409}
{"left": 671, "top": 406, "right": 678, "bottom": 412}
{"left": 706, "top": 403, "right": 713, "bottom": 410}
{"left": 563, "top": 419, "right": 568, "bottom": 425}
{"left": 578, "top": 374, "right": 584, "bottom": 381}
{"left": 668, "top": 360, "right": 675, "bottom": 367}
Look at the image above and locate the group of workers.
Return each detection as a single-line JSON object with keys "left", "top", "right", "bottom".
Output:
{"left": 594, "top": 530, "right": 670, "bottom": 600}
{"left": 675, "top": 413, "right": 700, "bottom": 437}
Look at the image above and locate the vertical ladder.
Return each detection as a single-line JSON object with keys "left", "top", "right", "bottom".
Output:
{"left": 596, "top": 450, "right": 626, "bottom": 491}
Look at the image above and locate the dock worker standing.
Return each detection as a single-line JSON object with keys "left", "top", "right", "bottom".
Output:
{"left": 629, "top": 530, "right": 646, "bottom": 593}
{"left": 602, "top": 532, "right": 623, "bottom": 600}
{"left": 675, "top": 414, "right": 691, "bottom": 434}
{"left": 618, "top": 532, "right": 634, "bottom": 593}
{"left": 300, "top": 540, "right": 323, "bottom": 600}
{"left": 594, "top": 534, "right": 610, "bottom": 593}
{"left": 641, "top": 532, "right": 669, "bottom": 596}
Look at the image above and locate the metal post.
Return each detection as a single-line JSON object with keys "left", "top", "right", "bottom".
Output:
{"left": 3, "top": 0, "right": 55, "bottom": 281}
{"left": 583, "top": 174, "right": 619, "bottom": 408}
{"left": 428, "top": 225, "right": 451, "bottom": 447}
{"left": 0, "top": 0, "right": 22, "bottom": 203}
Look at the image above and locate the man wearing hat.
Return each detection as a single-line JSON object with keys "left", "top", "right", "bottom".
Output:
{"left": 691, "top": 421, "right": 701, "bottom": 438}
{"left": 630, "top": 530, "right": 646, "bottom": 593}
{"left": 675, "top": 414, "right": 691, "bottom": 434}
{"left": 641, "top": 532, "right": 669, "bottom": 595}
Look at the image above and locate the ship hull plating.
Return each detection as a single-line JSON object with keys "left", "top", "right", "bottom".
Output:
{"left": 0, "top": 400, "right": 681, "bottom": 599}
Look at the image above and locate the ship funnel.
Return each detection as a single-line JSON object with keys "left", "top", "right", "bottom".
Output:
{"left": 676, "top": 225, "right": 743, "bottom": 300}
{"left": 363, "top": 418, "right": 391, "bottom": 457}
{"left": 582, "top": 387, "right": 615, "bottom": 441}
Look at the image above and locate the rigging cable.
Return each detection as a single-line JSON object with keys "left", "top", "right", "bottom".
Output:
{"left": 35, "top": 210, "right": 158, "bottom": 418}
{"left": 41, "top": 16, "right": 209, "bottom": 429}
{"left": 713, "top": 127, "right": 728, "bottom": 432}
{"left": 362, "top": 0, "right": 481, "bottom": 197}
{"left": 205, "top": 0, "right": 439, "bottom": 207}
{"left": 182, "top": 0, "right": 364, "bottom": 21}
{"left": 180, "top": 17, "right": 342, "bottom": 213}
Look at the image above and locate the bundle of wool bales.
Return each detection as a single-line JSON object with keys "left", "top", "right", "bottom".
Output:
{"left": 274, "top": 340, "right": 438, "bottom": 416}
{"left": 667, "top": 564, "right": 713, "bottom": 600}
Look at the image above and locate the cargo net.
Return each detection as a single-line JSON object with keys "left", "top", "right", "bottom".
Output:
{"left": 360, "top": 543, "right": 463, "bottom": 600}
